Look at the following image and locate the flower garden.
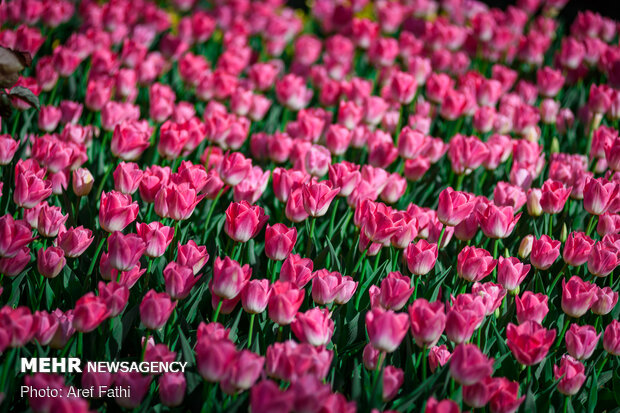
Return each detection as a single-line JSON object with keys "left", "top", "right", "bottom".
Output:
{"left": 0, "top": 0, "right": 619, "bottom": 411}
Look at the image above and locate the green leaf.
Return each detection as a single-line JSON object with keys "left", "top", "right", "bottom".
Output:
{"left": 178, "top": 326, "right": 196, "bottom": 365}
{"left": 9, "top": 86, "right": 40, "bottom": 110}
{"left": 587, "top": 368, "right": 599, "bottom": 413}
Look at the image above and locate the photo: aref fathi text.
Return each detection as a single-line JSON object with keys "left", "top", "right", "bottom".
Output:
{"left": 21, "top": 385, "right": 131, "bottom": 399}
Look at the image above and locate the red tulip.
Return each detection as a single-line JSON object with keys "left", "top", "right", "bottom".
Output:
{"left": 488, "top": 377, "right": 525, "bottom": 413}
{"left": 365, "top": 307, "right": 409, "bottom": 353}
{"left": 506, "top": 321, "right": 556, "bottom": 365}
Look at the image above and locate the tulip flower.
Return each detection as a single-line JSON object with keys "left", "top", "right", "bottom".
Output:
{"left": 382, "top": 366, "right": 404, "bottom": 401}
{"left": 107, "top": 232, "right": 146, "bottom": 272}
{"left": 561, "top": 276, "right": 598, "bottom": 318}
{"left": 515, "top": 291, "right": 549, "bottom": 324}
{"left": 72, "top": 293, "right": 110, "bottom": 333}
{"left": 404, "top": 239, "right": 438, "bottom": 275}
{"left": 554, "top": 355, "right": 586, "bottom": 396}
{"left": 140, "top": 290, "right": 176, "bottom": 330}
{"left": 365, "top": 307, "right": 409, "bottom": 353}
{"left": 408, "top": 299, "right": 446, "bottom": 347}
{"left": 37, "top": 247, "right": 66, "bottom": 278}
{"left": 565, "top": 324, "right": 600, "bottom": 360}
{"left": 164, "top": 262, "right": 201, "bottom": 300}
{"left": 450, "top": 344, "right": 494, "bottom": 386}
{"left": 457, "top": 246, "right": 496, "bottom": 282}
{"left": 497, "top": 257, "right": 530, "bottom": 292}
{"left": 437, "top": 187, "right": 476, "bottom": 226}
{"left": 268, "top": 281, "right": 305, "bottom": 326}
{"left": 506, "top": 321, "right": 556, "bottom": 365}
{"left": 302, "top": 181, "right": 340, "bottom": 217}
{"left": 211, "top": 256, "right": 251, "bottom": 300}
{"left": 158, "top": 372, "right": 186, "bottom": 407}
{"left": 530, "top": 235, "right": 561, "bottom": 270}
{"left": 563, "top": 232, "right": 595, "bottom": 267}
{"left": 591, "top": 287, "right": 618, "bottom": 315}
{"left": 291, "top": 308, "right": 334, "bottom": 346}
{"left": 99, "top": 191, "right": 139, "bottom": 233}
{"left": 264, "top": 224, "right": 297, "bottom": 261}
{"left": 224, "top": 200, "right": 269, "bottom": 243}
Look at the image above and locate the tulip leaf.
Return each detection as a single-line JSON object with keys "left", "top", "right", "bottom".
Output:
{"left": 9, "top": 86, "right": 40, "bottom": 110}
{"left": 178, "top": 326, "right": 196, "bottom": 365}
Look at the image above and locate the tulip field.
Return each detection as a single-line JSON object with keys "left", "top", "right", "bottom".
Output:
{"left": 2, "top": 0, "right": 620, "bottom": 411}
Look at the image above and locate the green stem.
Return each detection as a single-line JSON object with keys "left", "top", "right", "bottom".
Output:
{"left": 437, "top": 225, "right": 446, "bottom": 250}
{"left": 547, "top": 263, "right": 568, "bottom": 296}
{"left": 87, "top": 236, "right": 107, "bottom": 277}
{"left": 141, "top": 332, "right": 150, "bottom": 361}
{"left": 492, "top": 238, "right": 499, "bottom": 279}
{"left": 212, "top": 298, "right": 223, "bottom": 323}
{"left": 306, "top": 217, "right": 316, "bottom": 257}
{"left": 328, "top": 198, "right": 339, "bottom": 236}
{"left": 455, "top": 174, "right": 465, "bottom": 192}
{"left": 548, "top": 213, "right": 554, "bottom": 238}
{"left": 95, "top": 162, "right": 116, "bottom": 200}
{"left": 421, "top": 346, "right": 427, "bottom": 381}
{"left": 555, "top": 317, "right": 571, "bottom": 350}
{"left": 202, "top": 187, "right": 226, "bottom": 243}
{"left": 248, "top": 313, "right": 255, "bottom": 348}
{"left": 585, "top": 215, "right": 597, "bottom": 237}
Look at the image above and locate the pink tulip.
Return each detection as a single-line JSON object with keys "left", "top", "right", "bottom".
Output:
{"left": 450, "top": 344, "right": 494, "bottom": 386}
{"left": 302, "top": 181, "right": 340, "bottom": 217}
{"left": 497, "top": 257, "right": 530, "bottom": 292}
{"left": 158, "top": 372, "right": 186, "bottom": 407}
{"left": 437, "top": 187, "right": 476, "bottom": 226}
{"left": 0, "top": 215, "right": 34, "bottom": 258}
{"left": 113, "top": 162, "right": 143, "bottom": 195}
{"left": 583, "top": 177, "right": 618, "bottom": 215}
{"left": 37, "top": 246, "right": 66, "bottom": 279}
{"left": 140, "top": 290, "right": 176, "bottom": 330}
{"left": 72, "top": 293, "right": 110, "bottom": 333}
{"left": 14, "top": 170, "right": 53, "bottom": 209}
{"left": 291, "top": 307, "right": 334, "bottom": 346}
{"left": 136, "top": 222, "right": 175, "bottom": 258}
{"left": 264, "top": 223, "right": 297, "bottom": 261}
{"left": 98, "top": 281, "right": 129, "bottom": 318}
{"left": 72, "top": 168, "right": 94, "bottom": 196}
{"left": 99, "top": 191, "right": 139, "bottom": 233}
{"left": 365, "top": 307, "right": 409, "bottom": 353}
{"left": 603, "top": 320, "right": 620, "bottom": 355}
{"left": 540, "top": 179, "right": 571, "bottom": 214}
{"left": 506, "top": 321, "right": 556, "bottom": 365}
{"left": 563, "top": 232, "right": 595, "bottom": 267}
{"left": 370, "top": 271, "right": 414, "bottom": 311}
{"left": 56, "top": 226, "right": 93, "bottom": 258}
{"left": 554, "top": 355, "right": 586, "bottom": 396}
{"left": 476, "top": 203, "right": 521, "bottom": 239}
{"left": 268, "top": 281, "right": 305, "bottom": 326}
{"left": 211, "top": 256, "right": 251, "bottom": 300}
{"left": 587, "top": 240, "right": 619, "bottom": 277}
{"left": 177, "top": 240, "right": 209, "bottom": 275}
{"left": 565, "top": 324, "right": 600, "bottom": 360}
{"left": 241, "top": 279, "right": 271, "bottom": 314}
{"left": 382, "top": 365, "right": 404, "bottom": 401}
{"left": 457, "top": 246, "right": 496, "bottom": 283}
{"left": 516, "top": 291, "right": 549, "bottom": 324}
{"left": 562, "top": 276, "right": 598, "bottom": 317}
{"left": 154, "top": 182, "right": 205, "bottom": 221}
{"left": 224, "top": 201, "right": 269, "bottom": 243}
{"left": 164, "top": 262, "right": 200, "bottom": 300}
{"left": 251, "top": 380, "right": 294, "bottom": 413}
{"left": 404, "top": 239, "right": 438, "bottom": 275}
{"left": 429, "top": 345, "right": 451, "bottom": 373}
{"left": 111, "top": 119, "right": 152, "bottom": 161}
{"left": 591, "top": 287, "right": 618, "bottom": 315}
{"left": 530, "top": 235, "right": 561, "bottom": 270}
{"left": 408, "top": 299, "right": 446, "bottom": 347}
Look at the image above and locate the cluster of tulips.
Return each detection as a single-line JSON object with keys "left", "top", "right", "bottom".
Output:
{"left": 0, "top": 0, "right": 620, "bottom": 411}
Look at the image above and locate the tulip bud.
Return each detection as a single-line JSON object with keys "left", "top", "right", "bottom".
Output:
{"left": 72, "top": 168, "right": 94, "bottom": 196}
{"left": 519, "top": 235, "right": 534, "bottom": 259}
